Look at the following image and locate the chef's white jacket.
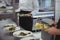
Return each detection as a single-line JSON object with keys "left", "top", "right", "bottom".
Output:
{"left": 18, "top": 0, "right": 39, "bottom": 11}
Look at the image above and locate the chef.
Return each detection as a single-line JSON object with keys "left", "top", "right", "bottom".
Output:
{"left": 16, "top": 0, "right": 39, "bottom": 31}
{"left": 45, "top": 0, "right": 60, "bottom": 40}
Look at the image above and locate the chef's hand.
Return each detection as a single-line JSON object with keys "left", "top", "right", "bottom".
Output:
{"left": 45, "top": 27, "right": 58, "bottom": 35}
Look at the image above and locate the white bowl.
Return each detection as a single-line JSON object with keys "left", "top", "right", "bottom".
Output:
{"left": 13, "top": 31, "right": 33, "bottom": 38}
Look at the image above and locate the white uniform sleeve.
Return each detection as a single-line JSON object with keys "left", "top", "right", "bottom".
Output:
{"left": 32, "top": 0, "right": 39, "bottom": 11}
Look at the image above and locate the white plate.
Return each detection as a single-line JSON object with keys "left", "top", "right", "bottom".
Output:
{"left": 13, "top": 31, "right": 33, "bottom": 38}
{"left": 21, "top": 37, "right": 41, "bottom": 40}
{"left": 4, "top": 24, "right": 17, "bottom": 27}
{"left": 3, "top": 27, "right": 20, "bottom": 32}
{"left": 33, "top": 32, "right": 41, "bottom": 38}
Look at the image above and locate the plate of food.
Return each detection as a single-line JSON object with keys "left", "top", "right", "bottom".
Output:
{"left": 3, "top": 24, "right": 17, "bottom": 28}
{"left": 13, "top": 31, "right": 33, "bottom": 38}
{"left": 34, "top": 21, "right": 49, "bottom": 30}
{"left": 3, "top": 24, "right": 20, "bottom": 32}
{"left": 21, "top": 37, "right": 41, "bottom": 40}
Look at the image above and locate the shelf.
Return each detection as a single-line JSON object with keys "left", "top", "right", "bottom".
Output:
{"left": 0, "top": 12, "right": 14, "bottom": 14}
{"left": 37, "top": 11, "right": 54, "bottom": 14}
{"left": 0, "top": 6, "right": 14, "bottom": 14}
{"left": 32, "top": 11, "right": 54, "bottom": 18}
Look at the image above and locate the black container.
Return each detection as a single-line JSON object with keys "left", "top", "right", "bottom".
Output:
{"left": 19, "top": 16, "right": 33, "bottom": 31}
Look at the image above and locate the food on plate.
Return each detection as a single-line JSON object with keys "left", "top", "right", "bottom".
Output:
{"left": 18, "top": 32, "right": 31, "bottom": 36}
{"left": 13, "top": 31, "right": 33, "bottom": 38}
{"left": 34, "top": 22, "right": 49, "bottom": 30}
{"left": 1, "top": 6, "right": 6, "bottom": 8}
{"left": 4, "top": 24, "right": 16, "bottom": 31}
{"left": 34, "top": 22, "right": 43, "bottom": 29}
{"left": 28, "top": 32, "right": 31, "bottom": 34}
{"left": 0, "top": 6, "right": 6, "bottom": 8}
{"left": 4, "top": 26, "right": 16, "bottom": 31}
{"left": 9, "top": 27, "right": 16, "bottom": 31}
{"left": 18, "top": 32, "right": 27, "bottom": 36}
{"left": 4, "top": 25, "right": 16, "bottom": 27}
{"left": 43, "top": 24, "right": 49, "bottom": 30}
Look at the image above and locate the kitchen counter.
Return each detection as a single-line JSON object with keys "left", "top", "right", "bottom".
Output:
{"left": 0, "top": 19, "right": 43, "bottom": 40}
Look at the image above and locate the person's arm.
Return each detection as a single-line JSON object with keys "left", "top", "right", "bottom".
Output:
{"left": 56, "top": 29, "right": 60, "bottom": 35}
{"left": 45, "top": 27, "right": 60, "bottom": 35}
{"left": 56, "top": 18, "right": 60, "bottom": 28}
{"left": 55, "top": 18, "right": 60, "bottom": 35}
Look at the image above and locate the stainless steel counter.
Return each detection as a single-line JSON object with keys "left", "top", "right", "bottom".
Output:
{"left": 0, "top": 19, "right": 42, "bottom": 40}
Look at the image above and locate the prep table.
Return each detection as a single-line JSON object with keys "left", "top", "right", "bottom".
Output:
{"left": 0, "top": 19, "right": 43, "bottom": 40}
